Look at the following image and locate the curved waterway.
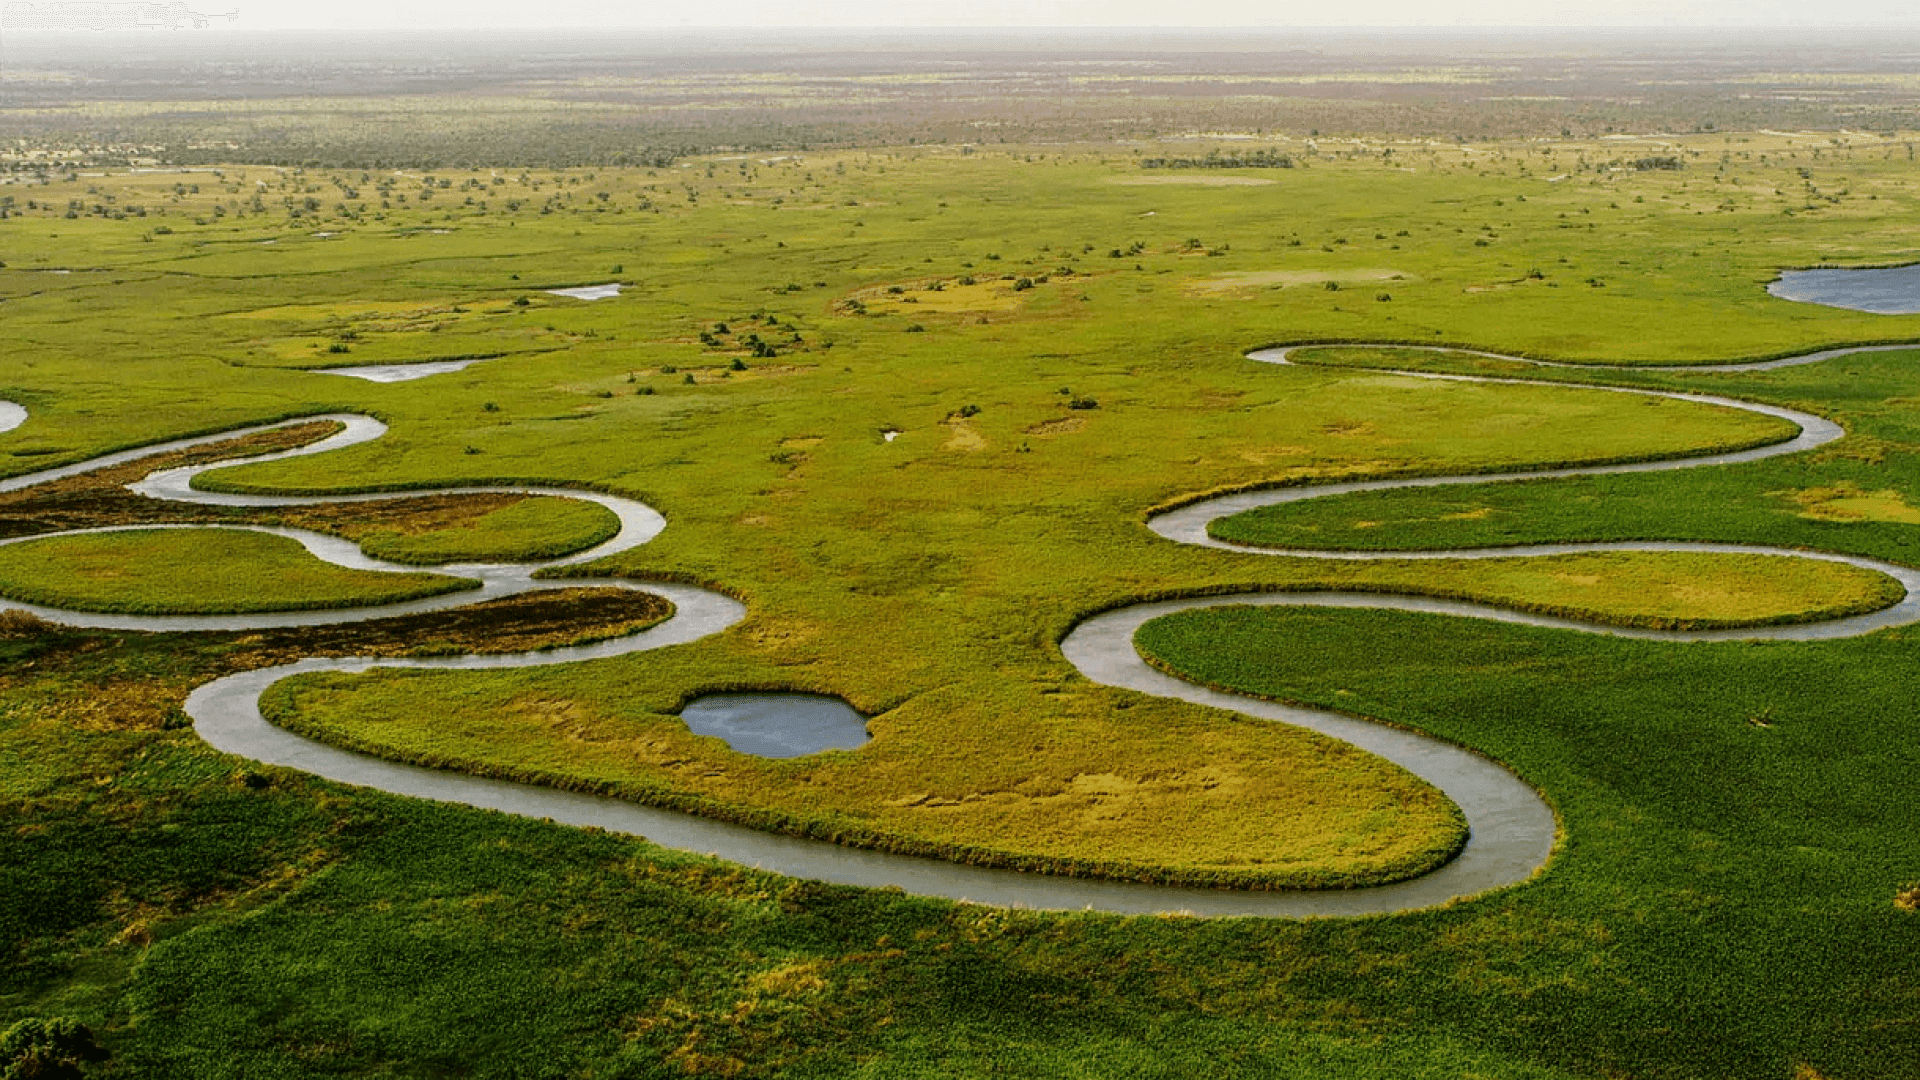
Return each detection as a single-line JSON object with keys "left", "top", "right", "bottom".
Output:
{"left": 4, "top": 340, "right": 1918, "bottom": 917}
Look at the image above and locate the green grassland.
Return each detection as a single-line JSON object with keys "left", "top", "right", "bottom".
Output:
{"left": 0, "top": 529, "right": 476, "bottom": 614}
{"left": 348, "top": 495, "right": 620, "bottom": 564}
{"left": 1213, "top": 343, "right": 1920, "bottom": 564}
{"left": 2, "top": 129, "right": 1920, "bottom": 1076}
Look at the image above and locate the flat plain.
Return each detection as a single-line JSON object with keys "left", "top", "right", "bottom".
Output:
{"left": 4, "top": 37, "right": 1920, "bottom": 1076}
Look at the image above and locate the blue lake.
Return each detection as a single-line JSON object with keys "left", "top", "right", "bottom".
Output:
{"left": 1768, "top": 265, "right": 1920, "bottom": 314}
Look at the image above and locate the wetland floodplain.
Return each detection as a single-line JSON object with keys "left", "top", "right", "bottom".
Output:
{"left": 7, "top": 53, "right": 1920, "bottom": 1072}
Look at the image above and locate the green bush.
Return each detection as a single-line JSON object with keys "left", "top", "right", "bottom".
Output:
{"left": 1, "top": 1018, "right": 108, "bottom": 1080}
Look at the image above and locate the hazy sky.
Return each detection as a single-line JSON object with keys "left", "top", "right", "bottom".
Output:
{"left": 32, "top": 0, "right": 1920, "bottom": 31}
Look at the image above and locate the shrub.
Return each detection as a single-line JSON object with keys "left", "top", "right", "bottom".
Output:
{"left": 0, "top": 609, "right": 50, "bottom": 638}
{"left": 2, "top": 1017, "right": 109, "bottom": 1079}
{"left": 1067, "top": 396, "right": 1099, "bottom": 411}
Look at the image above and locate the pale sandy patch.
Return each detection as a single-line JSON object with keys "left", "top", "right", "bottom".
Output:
{"left": 943, "top": 419, "right": 987, "bottom": 452}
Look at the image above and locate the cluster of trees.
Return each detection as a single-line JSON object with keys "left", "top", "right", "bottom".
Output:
{"left": 1139, "top": 149, "right": 1294, "bottom": 169}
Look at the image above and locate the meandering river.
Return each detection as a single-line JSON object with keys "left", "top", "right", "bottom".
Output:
{"left": 3, "top": 342, "right": 1916, "bottom": 916}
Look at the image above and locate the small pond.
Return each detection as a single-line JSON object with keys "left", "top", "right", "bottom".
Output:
{"left": 546, "top": 282, "right": 624, "bottom": 301}
{"left": 317, "top": 359, "right": 484, "bottom": 382}
{"left": 679, "top": 693, "right": 870, "bottom": 758}
{"left": 1768, "top": 264, "right": 1920, "bottom": 314}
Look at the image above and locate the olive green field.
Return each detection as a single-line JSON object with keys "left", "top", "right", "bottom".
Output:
{"left": 3, "top": 125, "right": 1920, "bottom": 1078}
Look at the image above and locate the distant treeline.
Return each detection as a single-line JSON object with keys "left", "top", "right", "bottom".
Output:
{"left": 1630, "top": 156, "right": 1684, "bottom": 171}
{"left": 1139, "top": 150, "right": 1294, "bottom": 170}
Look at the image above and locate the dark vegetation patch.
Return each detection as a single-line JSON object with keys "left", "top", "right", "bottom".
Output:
{"left": 234, "top": 586, "right": 673, "bottom": 662}
{"left": 0, "top": 422, "right": 345, "bottom": 539}
{"left": 1140, "top": 150, "right": 1294, "bottom": 170}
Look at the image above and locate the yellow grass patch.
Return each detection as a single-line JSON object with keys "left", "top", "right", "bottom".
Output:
{"left": 1234, "top": 444, "right": 1310, "bottom": 465}
{"left": 274, "top": 675, "right": 1463, "bottom": 889}
{"left": 942, "top": 419, "right": 986, "bottom": 451}
{"left": 1343, "top": 551, "right": 1903, "bottom": 630}
{"left": 1775, "top": 483, "right": 1920, "bottom": 524}
{"left": 748, "top": 961, "right": 830, "bottom": 997}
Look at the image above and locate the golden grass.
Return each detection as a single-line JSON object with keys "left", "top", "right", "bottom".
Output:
{"left": 1334, "top": 551, "right": 1903, "bottom": 631}
{"left": 267, "top": 672, "right": 1466, "bottom": 889}
{"left": 1776, "top": 483, "right": 1920, "bottom": 524}
{"left": 941, "top": 419, "right": 987, "bottom": 452}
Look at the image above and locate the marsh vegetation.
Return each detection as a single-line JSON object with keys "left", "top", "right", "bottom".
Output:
{"left": 3, "top": 31, "right": 1920, "bottom": 1078}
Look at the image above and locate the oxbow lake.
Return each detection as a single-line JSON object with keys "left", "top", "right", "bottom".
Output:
{"left": 1768, "top": 264, "right": 1920, "bottom": 314}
